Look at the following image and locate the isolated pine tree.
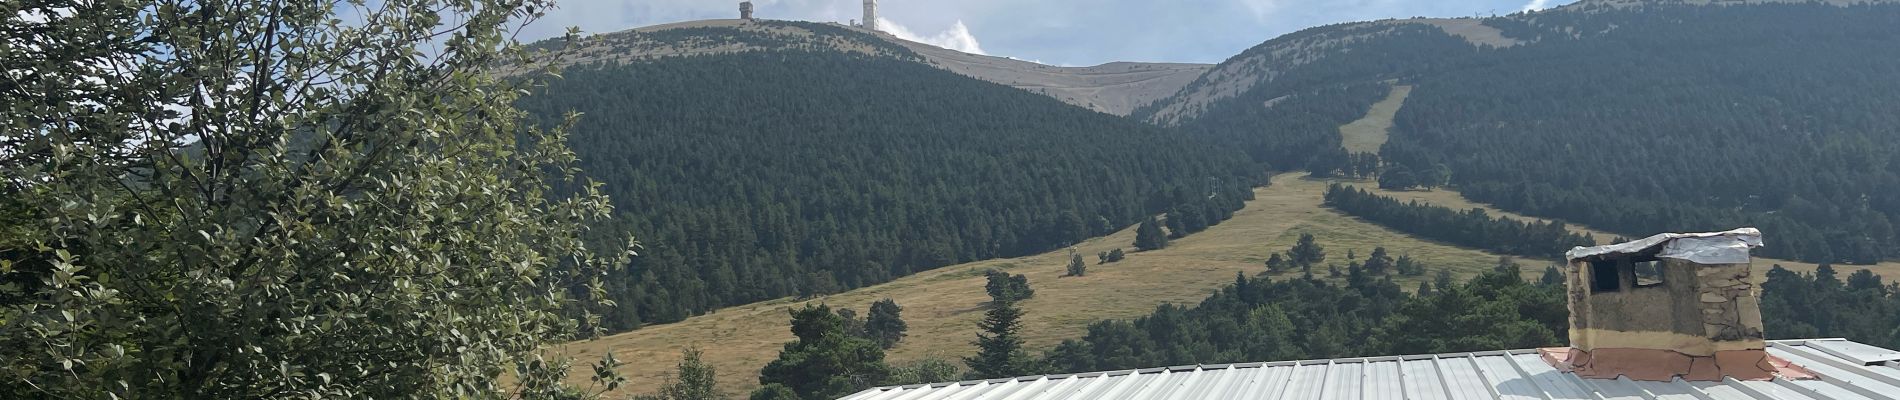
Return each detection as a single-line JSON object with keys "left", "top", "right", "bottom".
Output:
{"left": 984, "top": 270, "right": 1034, "bottom": 302}
{"left": 1289, "top": 234, "right": 1326, "bottom": 268}
{"left": 1395, "top": 254, "right": 1422, "bottom": 276}
{"left": 1364, "top": 247, "right": 1394, "bottom": 275}
{"left": 864, "top": 299, "right": 908, "bottom": 349}
{"left": 1265, "top": 253, "right": 1288, "bottom": 272}
{"left": 1066, "top": 252, "right": 1088, "bottom": 277}
{"left": 645, "top": 348, "right": 720, "bottom": 400}
{"left": 964, "top": 301, "right": 1032, "bottom": 379}
{"left": 1134, "top": 217, "right": 1169, "bottom": 251}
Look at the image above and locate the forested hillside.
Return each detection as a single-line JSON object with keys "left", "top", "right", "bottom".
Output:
{"left": 1041, "top": 258, "right": 1571, "bottom": 373}
{"left": 1324, "top": 184, "right": 1596, "bottom": 259}
{"left": 1383, "top": 4, "right": 1900, "bottom": 264}
{"left": 516, "top": 50, "right": 1254, "bottom": 332}
{"left": 1761, "top": 265, "right": 1900, "bottom": 349}
{"left": 1152, "top": 3, "right": 1900, "bottom": 264}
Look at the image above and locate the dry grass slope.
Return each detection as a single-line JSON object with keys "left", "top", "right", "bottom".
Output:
{"left": 1337, "top": 85, "right": 1412, "bottom": 154}
{"left": 555, "top": 174, "right": 1531, "bottom": 397}
{"left": 1366, "top": 186, "right": 1900, "bottom": 277}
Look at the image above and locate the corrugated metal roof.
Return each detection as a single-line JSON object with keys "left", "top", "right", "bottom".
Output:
{"left": 840, "top": 339, "right": 1900, "bottom": 400}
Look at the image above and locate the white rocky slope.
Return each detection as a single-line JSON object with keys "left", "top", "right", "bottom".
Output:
{"left": 1140, "top": 0, "right": 1900, "bottom": 125}
{"left": 1139, "top": 18, "right": 1521, "bottom": 125}
{"left": 542, "top": 19, "right": 1208, "bottom": 116}
{"left": 881, "top": 35, "right": 1210, "bottom": 116}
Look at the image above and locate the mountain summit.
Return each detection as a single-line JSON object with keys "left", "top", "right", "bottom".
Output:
{"left": 529, "top": 19, "right": 1207, "bottom": 116}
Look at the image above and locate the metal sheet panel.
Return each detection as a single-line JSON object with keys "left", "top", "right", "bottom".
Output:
{"left": 1769, "top": 344, "right": 1900, "bottom": 398}
{"left": 1437, "top": 355, "right": 1495, "bottom": 399}
{"left": 1811, "top": 339, "right": 1900, "bottom": 365}
{"left": 1401, "top": 356, "right": 1452, "bottom": 400}
{"left": 840, "top": 339, "right": 1900, "bottom": 400}
{"left": 1281, "top": 362, "right": 1329, "bottom": 399}
{"left": 1361, "top": 359, "right": 1404, "bottom": 400}
{"left": 1507, "top": 352, "right": 1593, "bottom": 399}
{"left": 1325, "top": 361, "right": 1365, "bottom": 400}
{"left": 1471, "top": 354, "right": 1540, "bottom": 400}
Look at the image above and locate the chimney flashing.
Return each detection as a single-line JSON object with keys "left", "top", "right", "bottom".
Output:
{"left": 1566, "top": 227, "right": 1762, "bottom": 265}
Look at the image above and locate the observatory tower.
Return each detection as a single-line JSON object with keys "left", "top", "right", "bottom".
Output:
{"left": 862, "top": 0, "right": 878, "bottom": 32}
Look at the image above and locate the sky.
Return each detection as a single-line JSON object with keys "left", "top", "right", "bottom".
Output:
{"left": 521, "top": 0, "right": 1578, "bottom": 67}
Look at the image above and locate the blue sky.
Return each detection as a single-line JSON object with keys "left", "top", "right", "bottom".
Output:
{"left": 522, "top": 0, "right": 1577, "bottom": 66}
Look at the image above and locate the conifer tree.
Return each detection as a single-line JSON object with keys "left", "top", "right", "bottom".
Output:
{"left": 757, "top": 305, "right": 890, "bottom": 400}
{"left": 748, "top": 385, "right": 799, "bottom": 400}
{"left": 1289, "top": 234, "right": 1326, "bottom": 268}
{"left": 1364, "top": 247, "right": 1394, "bottom": 275}
{"left": 1265, "top": 253, "right": 1289, "bottom": 272}
{"left": 836, "top": 308, "right": 865, "bottom": 338}
{"left": 964, "top": 301, "right": 1033, "bottom": 379}
{"left": 1066, "top": 251, "right": 1088, "bottom": 277}
{"left": 1135, "top": 217, "right": 1170, "bottom": 251}
{"left": 984, "top": 270, "right": 1035, "bottom": 302}
{"left": 865, "top": 299, "right": 908, "bottom": 349}
{"left": 1395, "top": 254, "right": 1423, "bottom": 276}
{"left": 1245, "top": 305, "right": 1299, "bottom": 361}
{"left": 1179, "top": 203, "right": 1209, "bottom": 234}
{"left": 637, "top": 348, "right": 720, "bottom": 400}
{"left": 1539, "top": 266, "right": 1566, "bottom": 287}
{"left": 1346, "top": 262, "right": 1369, "bottom": 289}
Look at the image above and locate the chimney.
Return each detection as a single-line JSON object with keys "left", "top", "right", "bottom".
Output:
{"left": 1549, "top": 228, "right": 1785, "bottom": 381}
{"left": 862, "top": 0, "right": 878, "bottom": 32}
{"left": 739, "top": 1, "right": 753, "bottom": 20}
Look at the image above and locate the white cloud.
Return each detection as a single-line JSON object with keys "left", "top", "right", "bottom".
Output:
{"left": 1521, "top": 0, "right": 1554, "bottom": 11}
{"left": 1239, "top": 0, "right": 1287, "bottom": 20}
{"left": 877, "top": 18, "right": 986, "bottom": 55}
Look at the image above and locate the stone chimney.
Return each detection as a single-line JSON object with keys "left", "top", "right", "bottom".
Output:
{"left": 1552, "top": 228, "right": 1780, "bottom": 381}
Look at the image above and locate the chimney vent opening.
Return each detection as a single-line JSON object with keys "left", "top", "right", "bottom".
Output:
{"left": 1634, "top": 260, "right": 1664, "bottom": 288}
{"left": 1589, "top": 260, "right": 1620, "bottom": 292}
